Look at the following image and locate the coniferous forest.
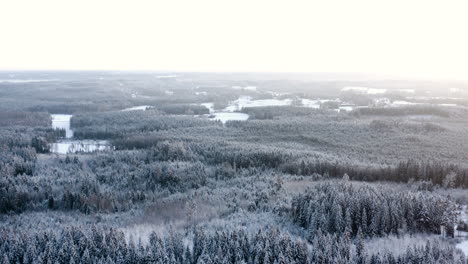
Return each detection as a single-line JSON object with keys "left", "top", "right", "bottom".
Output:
{"left": 1, "top": 71, "right": 468, "bottom": 263}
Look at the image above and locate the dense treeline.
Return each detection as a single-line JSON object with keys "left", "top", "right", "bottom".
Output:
{"left": 3, "top": 141, "right": 467, "bottom": 216}
{"left": 0, "top": 145, "right": 272, "bottom": 214}
{"left": 241, "top": 106, "right": 323, "bottom": 120}
{"left": 159, "top": 104, "right": 209, "bottom": 115}
{"left": 0, "top": 154, "right": 207, "bottom": 213}
{"left": 282, "top": 160, "right": 468, "bottom": 188}
{"left": 0, "top": 111, "right": 63, "bottom": 180}
{"left": 368, "top": 119, "right": 446, "bottom": 133}
{"left": 72, "top": 104, "right": 468, "bottom": 167}
{"left": 71, "top": 110, "right": 219, "bottom": 139}
{"left": 291, "top": 182, "right": 458, "bottom": 239}
{"left": 0, "top": 111, "right": 51, "bottom": 127}
{"left": 351, "top": 106, "right": 450, "bottom": 117}
{"left": 115, "top": 133, "right": 468, "bottom": 188}
{"left": 0, "top": 227, "right": 465, "bottom": 264}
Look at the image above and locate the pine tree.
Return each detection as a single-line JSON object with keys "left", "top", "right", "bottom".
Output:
{"left": 2, "top": 255, "right": 11, "bottom": 264}
{"left": 182, "top": 246, "right": 192, "bottom": 264}
{"left": 82, "top": 248, "right": 91, "bottom": 264}
{"left": 355, "top": 228, "right": 367, "bottom": 264}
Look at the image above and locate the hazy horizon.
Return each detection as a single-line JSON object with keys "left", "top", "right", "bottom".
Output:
{"left": 1, "top": 0, "right": 468, "bottom": 81}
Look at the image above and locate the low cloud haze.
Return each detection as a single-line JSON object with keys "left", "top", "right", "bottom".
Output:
{"left": 1, "top": 0, "right": 467, "bottom": 80}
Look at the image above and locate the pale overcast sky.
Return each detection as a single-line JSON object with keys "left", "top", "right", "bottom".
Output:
{"left": 1, "top": 0, "right": 467, "bottom": 80}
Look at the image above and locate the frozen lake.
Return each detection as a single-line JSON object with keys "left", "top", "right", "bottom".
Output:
{"left": 50, "top": 114, "right": 111, "bottom": 154}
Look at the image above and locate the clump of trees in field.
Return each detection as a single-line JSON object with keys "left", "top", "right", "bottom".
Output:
{"left": 291, "top": 182, "right": 458, "bottom": 238}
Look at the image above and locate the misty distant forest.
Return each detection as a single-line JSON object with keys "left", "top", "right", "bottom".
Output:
{"left": 1, "top": 71, "right": 468, "bottom": 263}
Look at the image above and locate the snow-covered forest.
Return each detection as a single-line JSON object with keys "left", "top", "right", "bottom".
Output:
{"left": 1, "top": 71, "right": 468, "bottom": 263}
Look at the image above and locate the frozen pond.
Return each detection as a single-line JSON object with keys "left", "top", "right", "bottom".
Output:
{"left": 50, "top": 114, "right": 110, "bottom": 154}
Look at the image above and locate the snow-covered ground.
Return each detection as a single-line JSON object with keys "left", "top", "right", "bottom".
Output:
{"left": 209, "top": 112, "right": 249, "bottom": 124}
{"left": 391, "top": 100, "right": 421, "bottom": 106}
{"left": 201, "top": 96, "right": 358, "bottom": 123}
{"left": 202, "top": 96, "right": 295, "bottom": 123}
{"left": 301, "top": 99, "right": 321, "bottom": 109}
{"left": 50, "top": 140, "right": 111, "bottom": 154}
{"left": 200, "top": 103, "right": 214, "bottom": 114}
{"left": 223, "top": 96, "right": 293, "bottom": 112}
{"left": 456, "top": 206, "right": 468, "bottom": 256}
{"left": 232, "top": 86, "right": 257, "bottom": 91}
{"left": 121, "top": 105, "right": 154, "bottom": 111}
{"left": 342, "top": 86, "right": 387, "bottom": 95}
{"left": 457, "top": 240, "right": 468, "bottom": 256}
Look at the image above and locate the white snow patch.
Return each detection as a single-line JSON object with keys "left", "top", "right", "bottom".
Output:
{"left": 224, "top": 96, "right": 292, "bottom": 112}
{"left": 231, "top": 86, "right": 257, "bottom": 91}
{"left": 341, "top": 86, "right": 387, "bottom": 95}
{"left": 201, "top": 103, "right": 214, "bottom": 114}
{"left": 244, "top": 86, "right": 257, "bottom": 91}
{"left": 457, "top": 240, "right": 468, "bottom": 256}
{"left": 209, "top": 112, "right": 249, "bottom": 124}
{"left": 121, "top": 105, "right": 153, "bottom": 111}
{"left": 156, "top": 75, "right": 177, "bottom": 79}
{"left": 267, "top": 91, "right": 290, "bottom": 97}
{"left": 339, "top": 106, "right": 355, "bottom": 112}
{"left": 50, "top": 140, "right": 111, "bottom": 154}
{"left": 301, "top": 99, "right": 321, "bottom": 109}
{"left": 391, "top": 100, "right": 421, "bottom": 106}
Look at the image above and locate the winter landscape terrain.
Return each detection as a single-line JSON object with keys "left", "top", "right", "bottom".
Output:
{"left": 1, "top": 71, "right": 468, "bottom": 263}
